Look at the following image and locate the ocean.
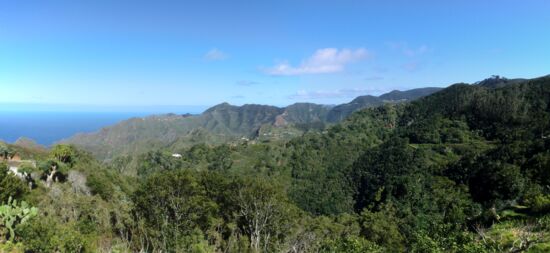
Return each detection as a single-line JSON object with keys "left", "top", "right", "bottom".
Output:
{"left": 0, "top": 112, "right": 150, "bottom": 146}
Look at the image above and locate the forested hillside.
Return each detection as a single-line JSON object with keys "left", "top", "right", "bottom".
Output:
{"left": 62, "top": 87, "right": 441, "bottom": 160}
{"left": 2, "top": 75, "right": 550, "bottom": 252}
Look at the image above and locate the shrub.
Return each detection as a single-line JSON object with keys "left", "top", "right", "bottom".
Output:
{"left": 17, "top": 217, "right": 87, "bottom": 253}
{"left": 0, "top": 197, "right": 38, "bottom": 242}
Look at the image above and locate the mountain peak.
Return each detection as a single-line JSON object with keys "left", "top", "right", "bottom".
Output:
{"left": 350, "top": 95, "right": 380, "bottom": 104}
{"left": 14, "top": 137, "right": 46, "bottom": 150}
{"left": 64, "top": 83, "right": 447, "bottom": 159}
{"left": 379, "top": 87, "right": 443, "bottom": 101}
{"left": 475, "top": 75, "right": 526, "bottom": 88}
{"left": 205, "top": 102, "right": 233, "bottom": 112}
{"left": 476, "top": 75, "right": 507, "bottom": 85}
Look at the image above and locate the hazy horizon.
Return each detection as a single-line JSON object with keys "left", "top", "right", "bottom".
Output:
{"left": 2, "top": 1, "right": 549, "bottom": 109}
{"left": 0, "top": 103, "right": 210, "bottom": 114}
{"left": 2, "top": 73, "right": 547, "bottom": 113}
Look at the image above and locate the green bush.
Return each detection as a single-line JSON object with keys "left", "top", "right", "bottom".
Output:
{"left": 86, "top": 172, "right": 114, "bottom": 200}
{"left": 359, "top": 206, "right": 405, "bottom": 252}
{"left": 0, "top": 241, "right": 25, "bottom": 253}
{"left": 319, "top": 236, "right": 384, "bottom": 253}
{"left": 531, "top": 194, "right": 550, "bottom": 213}
{"left": 17, "top": 218, "right": 87, "bottom": 253}
{"left": 0, "top": 165, "right": 28, "bottom": 203}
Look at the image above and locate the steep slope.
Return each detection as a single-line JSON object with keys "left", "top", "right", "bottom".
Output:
{"left": 401, "top": 75, "right": 550, "bottom": 139}
{"left": 200, "top": 103, "right": 284, "bottom": 135}
{"left": 475, "top": 75, "right": 527, "bottom": 89}
{"left": 284, "top": 74, "right": 550, "bottom": 217}
{"left": 325, "top": 87, "right": 443, "bottom": 123}
{"left": 276, "top": 103, "right": 331, "bottom": 126}
{"left": 63, "top": 86, "right": 443, "bottom": 159}
{"left": 63, "top": 104, "right": 284, "bottom": 159}
{"left": 326, "top": 95, "right": 383, "bottom": 122}
{"left": 378, "top": 87, "right": 443, "bottom": 101}
{"left": 13, "top": 137, "right": 47, "bottom": 151}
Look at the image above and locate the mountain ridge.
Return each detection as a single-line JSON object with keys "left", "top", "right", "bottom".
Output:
{"left": 70, "top": 80, "right": 534, "bottom": 159}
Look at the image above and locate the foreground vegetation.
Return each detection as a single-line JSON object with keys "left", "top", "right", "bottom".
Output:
{"left": 1, "top": 76, "right": 550, "bottom": 252}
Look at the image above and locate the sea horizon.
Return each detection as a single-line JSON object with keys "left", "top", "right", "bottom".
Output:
{"left": 0, "top": 108, "right": 206, "bottom": 146}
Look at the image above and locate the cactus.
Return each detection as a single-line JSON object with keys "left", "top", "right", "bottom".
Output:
{"left": 0, "top": 196, "right": 38, "bottom": 242}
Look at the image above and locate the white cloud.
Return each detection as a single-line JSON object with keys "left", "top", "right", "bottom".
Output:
{"left": 265, "top": 48, "right": 369, "bottom": 76}
{"left": 389, "top": 42, "right": 429, "bottom": 57}
{"left": 204, "top": 48, "right": 228, "bottom": 61}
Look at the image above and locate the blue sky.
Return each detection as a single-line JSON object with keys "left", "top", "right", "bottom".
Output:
{"left": 1, "top": 0, "right": 549, "bottom": 111}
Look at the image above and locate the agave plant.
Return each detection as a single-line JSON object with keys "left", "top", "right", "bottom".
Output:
{"left": 0, "top": 197, "right": 38, "bottom": 242}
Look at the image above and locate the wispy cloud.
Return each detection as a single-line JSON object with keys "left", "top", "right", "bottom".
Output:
{"left": 204, "top": 48, "right": 228, "bottom": 61}
{"left": 235, "top": 80, "right": 260, "bottom": 86}
{"left": 402, "top": 61, "right": 421, "bottom": 72}
{"left": 389, "top": 42, "right": 429, "bottom": 57}
{"left": 230, "top": 95, "right": 245, "bottom": 99}
{"left": 403, "top": 45, "right": 428, "bottom": 57}
{"left": 265, "top": 48, "right": 370, "bottom": 76}
{"left": 288, "top": 87, "right": 383, "bottom": 100}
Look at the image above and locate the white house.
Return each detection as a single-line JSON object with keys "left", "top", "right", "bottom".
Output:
{"left": 9, "top": 166, "right": 27, "bottom": 180}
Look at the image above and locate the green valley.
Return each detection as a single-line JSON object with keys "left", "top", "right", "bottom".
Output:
{"left": 2, "top": 75, "right": 550, "bottom": 252}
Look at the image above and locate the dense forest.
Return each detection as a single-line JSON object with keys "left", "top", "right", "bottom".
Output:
{"left": 2, "top": 75, "right": 550, "bottom": 252}
{"left": 62, "top": 87, "right": 441, "bottom": 160}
